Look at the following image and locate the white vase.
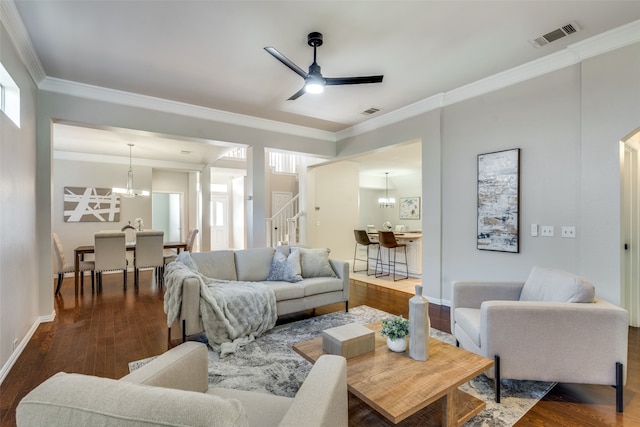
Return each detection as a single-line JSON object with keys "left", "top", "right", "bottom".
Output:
{"left": 386, "top": 337, "right": 407, "bottom": 352}
{"left": 409, "top": 284, "right": 430, "bottom": 361}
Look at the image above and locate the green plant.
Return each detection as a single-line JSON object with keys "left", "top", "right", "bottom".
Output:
{"left": 380, "top": 316, "right": 409, "bottom": 341}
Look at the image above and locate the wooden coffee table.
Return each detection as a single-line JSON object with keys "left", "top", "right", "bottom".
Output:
{"left": 293, "top": 321, "right": 493, "bottom": 427}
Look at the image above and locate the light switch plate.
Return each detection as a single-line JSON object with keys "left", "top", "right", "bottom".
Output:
{"left": 541, "top": 226, "right": 554, "bottom": 237}
{"left": 530, "top": 224, "right": 538, "bottom": 237}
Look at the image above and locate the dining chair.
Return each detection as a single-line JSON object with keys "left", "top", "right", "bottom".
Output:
{"left": 353, "top": 230, "right": 379, "bottom": 276}
{"left": 53, "top": 232, "right": 94, "bottom": 296}
{"left": 376, "top": 231, "right": 409, "bottom": 281}
{"left": 94, "top": 232, "right": 128, "bottom": 292}
{"left": 135, "top": 230, "right": 165, "bottom": 288}
{"left": 164, "top": 228, "right": 199, "bottom": 264}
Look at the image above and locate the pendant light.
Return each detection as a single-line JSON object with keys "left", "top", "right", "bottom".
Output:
{"left": 378, "top": 172, "right": 395, "bottom": 208}
{"left": 112, "top": 144, "right": 149, "bottom": 198}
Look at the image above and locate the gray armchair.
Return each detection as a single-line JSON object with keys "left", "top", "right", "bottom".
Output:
{"left": 17, "top": 342, "right": 348, "bottom": 427}
{"left": 451, "top": 266, "right": 628, "bottom": 412}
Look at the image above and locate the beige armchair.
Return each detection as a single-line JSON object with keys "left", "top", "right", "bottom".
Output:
{"left": 17, "top": 342, "right": 348, "bottom": 427}
{"left": 451, "top": 266, "right": 628, "bottom": 412}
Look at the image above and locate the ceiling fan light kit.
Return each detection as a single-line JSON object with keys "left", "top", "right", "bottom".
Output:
{"left": 265, "top": 31, "right": 383, "bottom": 100}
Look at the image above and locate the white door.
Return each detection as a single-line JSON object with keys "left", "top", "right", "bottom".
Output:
{"left": 621, "top": 138, "right": 640, "bottom": 327}
{"left": 211, "top": 196, "right": 229, "bottom": 250}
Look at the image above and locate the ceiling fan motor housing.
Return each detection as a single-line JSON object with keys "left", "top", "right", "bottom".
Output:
{"left": 307, "top": 32, "right": 323, "bottom": 47}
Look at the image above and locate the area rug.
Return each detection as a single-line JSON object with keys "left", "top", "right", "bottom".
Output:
{"left": 130, "top": 305, "right": 554, "bottom": 426}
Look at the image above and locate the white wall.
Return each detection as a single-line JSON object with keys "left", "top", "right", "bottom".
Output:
{"left": 441, "top": 65, "right": 581, "bottom": 301}
{"left": 359, "top": 171, "right": 423, "bottom": 231}
{"left": 307, "top": 161, "right": 360, "bottom": 261}
{"left": 53, "top": 158, "right": 153, "bottom": 260}
{"left": 0, "top": 21, "right": 39, "bottom": 378}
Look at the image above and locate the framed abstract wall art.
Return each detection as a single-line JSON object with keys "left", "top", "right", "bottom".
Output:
{"left": 477, "top": 148, "right": 520, "bottom": 253}
{"left": 399, "top": 197, "right": 420, "bottom": 219}
{"left": 64, "top": 187, "right": 120, "bottom": 222}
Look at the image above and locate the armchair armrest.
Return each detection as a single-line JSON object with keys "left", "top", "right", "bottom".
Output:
{"left": 481, "top": 299, "right": 628, "bottom": 384}
{"left": 120, "top": 342, "right": 209, "bottom": 393}
{"left": 451, "top": 280, "right": 523, "bottom": 331}
{"left": 279, "top": 355, "right": 348, "bottom": 427}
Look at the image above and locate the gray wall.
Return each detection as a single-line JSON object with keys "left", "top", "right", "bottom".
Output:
{"left": 0, "top": 21, "right": 39, "bottom": 377}
{"left": 337, "top": 41, "right": 640, "bottom": 306}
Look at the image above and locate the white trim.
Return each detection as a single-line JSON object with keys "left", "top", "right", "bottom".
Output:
{"left": 338, "top": 19, "right": 640, "bottom": 140}
{"left": 39, "top": 77, "right": 336, "bottom": 142}
{"left": 2, "top": 1, "right": 639, "bottom": 145}
{"left": 0, "top": 311, "right": 56, "bottom": 386}
{"left": 0, "top": 0, "right": 46, "bottom": 84}
{"left": 54, "top": 150, "right": 205, "bottom": 172}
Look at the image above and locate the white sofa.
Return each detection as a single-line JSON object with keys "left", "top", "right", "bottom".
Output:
{"left": 173, "top": 246, "right": 350, "bottom": 341}
{"left": 451, "top": 266, "right": 629, "bottom": 411}
{"left": 17, "top": 342, "right": 348, "bottom": 427}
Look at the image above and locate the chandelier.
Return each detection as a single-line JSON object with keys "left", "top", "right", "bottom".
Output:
{"left": 112, "top": 144, "right": 149, "bottom": 198}
{"left": 378, "top": 172, "right": 395, "bottom": 208}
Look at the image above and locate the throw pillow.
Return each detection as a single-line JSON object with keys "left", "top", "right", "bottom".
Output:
{"left": 267, "top": 248, "right": 303, "bottom": 282}
{"left": 297, "top": 247, "right": 337, "bottom": 278}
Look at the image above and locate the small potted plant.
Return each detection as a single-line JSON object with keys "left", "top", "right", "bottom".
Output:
{"left": 380, "top": 315, "right": 409, "bottom": 352}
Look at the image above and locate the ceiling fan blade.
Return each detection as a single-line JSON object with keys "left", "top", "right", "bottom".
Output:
{"left": 325, "top": 75, "right": 384, "bottom": 86}
{"left": 287, "top": 87, "right": 306, "bottom": 101}
{"left": 264, "top": 47, "right": 307, "bottom": 79}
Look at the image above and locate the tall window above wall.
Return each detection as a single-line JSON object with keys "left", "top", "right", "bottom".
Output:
{"left": 0, "top": 62, "right": 20, "bottom": 127}
{"left": 269, "top": 151, "right": 297, "bottom": 174}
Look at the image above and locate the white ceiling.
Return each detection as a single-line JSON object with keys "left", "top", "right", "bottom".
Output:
{"left": 10, "top": 1, "right": 640, "bottom": 175}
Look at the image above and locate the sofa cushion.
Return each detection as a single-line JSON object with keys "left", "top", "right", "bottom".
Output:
{"left": 17, "top": 372, "right": 248, "bottom": 427}
{"left": 520, "top": 266, "right": 595, "bottom": 303}
{"left": 235, "top": 247, "right": 275, "bottom": 282}
{"left": 263, "top": 281, "right": 305, "bottom": 301}
{"left": 300, "top": 277, "right": 344, "bottom": 297}
{"left": 208, "top": 387, "right": 292, "bottom": 427}
{"left": 267, "top": 247, "right": 302, "bottom": 283}
{"left": 453, "top": 308, "right": 482, "bottom": 347}
{"left": 297, "top": 248, "right": 337, "bottom": 278}
{"left": 192, "top": 250, "right": 238, "bottom": 281}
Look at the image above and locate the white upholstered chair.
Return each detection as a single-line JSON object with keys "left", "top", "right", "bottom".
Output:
{"left": 134, "top": 230, "right": 165, "bottom": 288}
{"left": 94, "top": 232, "right": 128, "bottom": 291}
{"left": 451, "top": 266, "right": 629, "bottom": 412}
{"left": 164, "top": 228, "right": 199, "bottom": 265}
{"left": 53, "top": 233, "right": 94, "bottom": 296}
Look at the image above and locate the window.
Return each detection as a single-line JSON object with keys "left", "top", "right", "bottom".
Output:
{"left": 0, "top": 63, "right": 20, "bottom": 127}
{"left": 224, "top": 148, "right": 247, "bottom": 160}
{"left": 269, "top": 151, "right": 297, "bottom": 174}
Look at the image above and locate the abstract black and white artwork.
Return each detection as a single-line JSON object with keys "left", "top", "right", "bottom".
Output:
{"left": 64, "top": 187, "right": 120, "bottom": 222}
{"left": 477, "top": 149, "right": 520, "bottom": 253}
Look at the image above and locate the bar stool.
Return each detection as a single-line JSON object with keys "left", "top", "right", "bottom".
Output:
{"left": 376, "top": 231, "right": 409, "bottom": 281}
{"left": 353, "top": 230, "right": 379, "bottom": 275}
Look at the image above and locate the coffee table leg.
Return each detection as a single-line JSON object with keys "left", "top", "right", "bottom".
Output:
{"left": 442, "top": 389, "right": 457, "bottom": 427}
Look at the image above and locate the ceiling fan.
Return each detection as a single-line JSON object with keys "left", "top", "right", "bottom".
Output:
{"left": 264, "top": 32, "right": 384, "bottom": 100}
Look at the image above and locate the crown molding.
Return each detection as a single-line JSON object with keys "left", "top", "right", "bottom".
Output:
{"left": 568, "top": 19, "right": 640, "bottom": 60}
{"left": 337, "top": 18, "right": 640, "bottom": 141}
{"left": 39, "top": 77, "right": 336, "bottom": 142}
{"left": 4, "top": 1, "right": 638, "bottom": 144}
{"left": 0, "top": 1, "right": 46, "bottom": 84}
{"left": 54, "top": 150, "right": 205, "bottom": 172}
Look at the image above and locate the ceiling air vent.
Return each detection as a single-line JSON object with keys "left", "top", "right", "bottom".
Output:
{"left": 530, "top": 21, "right": 580, "bottom": 47}
{"left": 362, "top": 107, "right": 381, "bottom": 115}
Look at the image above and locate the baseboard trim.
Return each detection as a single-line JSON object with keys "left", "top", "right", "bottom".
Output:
{"left": 0, "top": 310, "right": 56, "bottom": 385}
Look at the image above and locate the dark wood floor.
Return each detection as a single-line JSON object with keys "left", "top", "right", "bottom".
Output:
{"left": 1, "top": 272, "right": 638, "bottom": 426}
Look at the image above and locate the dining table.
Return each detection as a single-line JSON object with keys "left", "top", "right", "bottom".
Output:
{"left": 74, "top": 241, "right": 187, "bottom": 295}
